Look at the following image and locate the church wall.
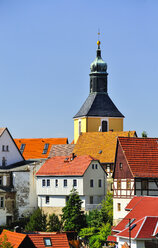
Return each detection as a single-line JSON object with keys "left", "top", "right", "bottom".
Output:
{"left": 109, "top": 118, "right": 123, "bottom": 132}
{"left": 87, "top": 117, "right": 101, "bottom": 132}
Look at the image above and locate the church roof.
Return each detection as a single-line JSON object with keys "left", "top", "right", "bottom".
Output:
{"left": 73, "top": 131, "right": 136, "bottom": 163}
{"left": 73, "top": 92, "right": 124, "bottom": 118}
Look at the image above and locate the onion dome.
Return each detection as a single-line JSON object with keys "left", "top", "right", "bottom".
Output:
{"left": 90, "top": 40, "right": 107, "bottom": 73}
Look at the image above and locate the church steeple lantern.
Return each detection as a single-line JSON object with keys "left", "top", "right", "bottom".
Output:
{"left": 73, "top": 40, "right": 124, "bottom": 144}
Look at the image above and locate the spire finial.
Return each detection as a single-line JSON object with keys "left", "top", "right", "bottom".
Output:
{"left": 97, "top": 29, "right": 101, "bottom": 49}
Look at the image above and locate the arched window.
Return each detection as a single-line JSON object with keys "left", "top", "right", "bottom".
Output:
{"left": 102, "top": 120, "right": 108, "bottom": 132}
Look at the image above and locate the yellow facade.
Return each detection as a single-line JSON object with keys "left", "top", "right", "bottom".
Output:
{"left": 74, "top": 117, "right": 123, "bottom": 144}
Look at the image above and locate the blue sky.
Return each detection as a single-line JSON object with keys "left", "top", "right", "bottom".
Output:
{"left": 0, "top": 0, "right": 158, "bottom": 142}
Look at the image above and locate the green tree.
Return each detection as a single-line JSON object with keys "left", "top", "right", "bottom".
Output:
{"left": 79, "top": 193, "right": 113, "bottom": 247}
{"left": 100, "top": 192, "right": 113, "bottom": 225}
{"left": 47, "top": 213, "right": 62, "bottom": 232}
{"left": 0, "top": 234, "right": 13, "bottom": 248}
{"left": 25, "top": 207, "right": 47, "bottom": 231}
{"left": 61, "top": 188, "right": 86, "bottom": 233}
{"left": 89, "top": 223, "right": 111, "bottom": 248}
{"left": 142, "top": 131, "right": 147, "bottom": 138}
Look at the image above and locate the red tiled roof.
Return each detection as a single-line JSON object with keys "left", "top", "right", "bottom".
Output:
{"left": 107, "top": 235, "right": 117, "bottom": 242}
{"left": 116, "top": 216, "right": 158, "bottom": 239}
{"left": 36, "top": 155, "right": 96, "bottom": 176}
{"left": 125, "top": 196, "right": 143, "bottom": 210}
{"left": 28, "top": 233, "right": 69, "bottom": 248}
{"left": 14, "top": 138, "right": 68, "bottom": 160}
{"left": 0, "top": 229, "right": 26, "bottom": 248}
{"left": 118, "top": 137, "right": 158, "bottom": 177}
{"left": 113, "top": 196, "right": 158, "bottom": 232}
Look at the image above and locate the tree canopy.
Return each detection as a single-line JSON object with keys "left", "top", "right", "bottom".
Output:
{"left": 61, "top": 188, "right": 86, "bottom": 233}
{"left": 25, "top": 207, "right": 47, "bottom": 232}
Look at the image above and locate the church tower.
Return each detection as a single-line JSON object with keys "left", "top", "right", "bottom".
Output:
{"left": 73, "top": 40, "right": 124, "bottom": 143}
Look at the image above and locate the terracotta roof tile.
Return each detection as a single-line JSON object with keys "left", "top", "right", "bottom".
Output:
{"left": 14, "top": 138, "right": 68, "bottom": 160}
{"left": 118, "top": 137, "right": 158, "bottom": 177}
{"left": 107, "top": 235, "right": 117, "bottom": 242}
{"left": 49, "top": 144, "right": 75, "bottom": 158}
{"left": 28, "top": 233, "right": 69, "bottom": 248}
{"left": 73, "top": 131, "right": 136, "bottom": 163}
{"left": 0, "top": 229, "right": 26, "bottom": 248}
{"left": 113, "top": 196, "right": 158, "bottom": 232}
{"left": 36, "top": 155, "right": 96, "bottom": 176}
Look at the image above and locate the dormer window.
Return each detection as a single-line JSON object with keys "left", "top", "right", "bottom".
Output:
{"left": 43, "top": 238, "right": 52, "bottom": 246}
{"left": 20, "top": 144, "right": 25, "bottom": 154}
{"left": 42, "top": 143, "right": 49, "bottom": 154}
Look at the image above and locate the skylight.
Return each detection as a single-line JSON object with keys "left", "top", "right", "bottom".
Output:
{"left": 44, "top": 238, "right": 52, "bottom": 246}
{"left": 20, "top": 144, "right": 25, "bottom": 154}
{"left": 42, "top": 143, "right": 49, "bottom": 154}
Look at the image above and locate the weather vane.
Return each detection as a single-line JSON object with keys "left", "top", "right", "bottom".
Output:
{"left": 98, "top": 29, "right": 100, "bottom": 41}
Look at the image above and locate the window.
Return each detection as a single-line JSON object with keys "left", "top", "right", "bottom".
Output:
{"left": 102, "top": 120, "right": 108, "bottom": 132}
{"left": 126, "top": 180, "right": 131, "bottom": 189}
{"left": 43, "top": 238, "right": 52, "bottom": 246}
{"left": 2, "top": 157, "right": 6, "bottom": 166}
{"left": 98, "top": 179, "right": 102, "bottom": 188}
{"left": 42, "top": 143, "right": 49, "bottom": 154}
{"left": 90, "top": 179, "right": 94, "bottom": 188}
{"left": 117, "top": 203, "right": 121, "bottom": 211}
{"left": 90, "top": 196, "right": 93, "bottom": 204}
{"left": 95, "top": 164, "right": 98, "bottom": 169}
{"left": 0, "top": 176, "right": 3, "bottom": 186}
{"left": 92, "top": 164, "right": 94, "bottom": 169}
{"left": 20, "top": 144, "right": 25, "bottom": 154}
{"left": 55, "top": 179, "right": 58, "bottom": 187}
{"left": 119, "top": 163, "right": 123, "bottom": 169}
{"left": 117, "top": 180, "right": 121, "bottom": 189}
{"left": 64, "top": 179, "right": 67, "bottom": 187}
{"left": 142, "top": 179, "right": 148, "bottom": 190}
{"left": 47, "top": 179, "right": 50, "bottom": 187}
{"left": 45, "top": 196, "right": 50, "bottom": 204}
{"left": 2, "top": 145, "right": 9, "bottom": 152}
{"left": 79, "top": 120, "right": 81, "bottom": 136}
{"left": 42, "top": 179, "right": 46, "bottom": 187}
{"left": 73, "top": 179, "right": 77, "bottom": 187}
{"left": 0, "top": 197, "right": 4, "bottom": 208}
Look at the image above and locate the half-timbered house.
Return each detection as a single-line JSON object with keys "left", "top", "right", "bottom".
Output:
{"left": 113, "top": 137, "right": 158, "bottom": 225}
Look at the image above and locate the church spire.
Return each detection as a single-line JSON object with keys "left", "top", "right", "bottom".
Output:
{"left": 90, "top": 40, "right": 108, "bottom": 93}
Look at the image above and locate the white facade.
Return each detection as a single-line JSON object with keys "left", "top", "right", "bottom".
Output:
{"left": 113, "top": 179, "right": 135, "bottom": 225}
{"left": 36, "top": 160, "right": 107, "bottom": 212}
{"left": 0, "top": 129, "right": 24, "bottom": 166}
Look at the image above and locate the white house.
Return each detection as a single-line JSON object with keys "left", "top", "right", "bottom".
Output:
{"left": 0, "top": 127, "right": 25, "bottom": 225}
{"left": 111, "top": 196, "right": 158, "bottom": 248}
{"left": 113, "top": 137, "right": 158, "bottom": 226}
{"left": 36, "top": 154, "right": 107, "bottom": 215}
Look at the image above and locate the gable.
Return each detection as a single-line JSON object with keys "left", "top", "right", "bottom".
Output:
{"left": 113, "top": 141, "right": 133, "bottom": 179}
{"left": 0, "top": 128, "right": 24, "bottom": 167}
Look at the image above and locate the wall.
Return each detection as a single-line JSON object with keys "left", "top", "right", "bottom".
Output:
{"left": 0, "top": 129, "right": 24, "bottom": 166}
{"left": 109, "top": 118, "right": 123, "bottom": 132}
{"left": 13, "top": 162, "right": 43, "bottom": 218}
{"left": 74, "top": 117, "right": 124, "bottom": 144}
{"left": 83, "top": 161, "right": 106, "bottom": 209}
{"left": 37, "top": 176, "right": 83, "bottom": 196}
